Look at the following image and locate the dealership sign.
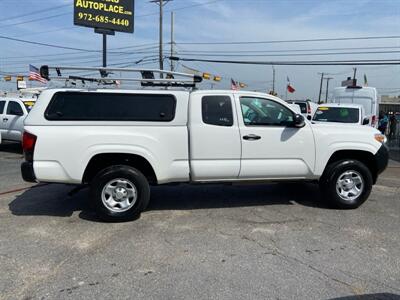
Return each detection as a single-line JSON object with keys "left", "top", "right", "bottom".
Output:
{"left": 74, "top": 0, "right": 134, "bottom": 33}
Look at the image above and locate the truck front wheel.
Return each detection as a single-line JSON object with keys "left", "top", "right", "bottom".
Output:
{"left": 90, "top": 165, "right": 150, "bottom": 222}
{"left": 320, "top": 160, "right": 373, "bottom": 209}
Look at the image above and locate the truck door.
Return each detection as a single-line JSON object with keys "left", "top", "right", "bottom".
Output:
{"left": 4, "top": 100, "right": 25, "bottom": 142}
{"left": 189, "top": 93, "right": 241, "bottom": 181}
{"left": 0, "top": 100, "right": 8, "bottom": 139}
{"left": 236, "top": 95, "right": 315, "bottom": 179}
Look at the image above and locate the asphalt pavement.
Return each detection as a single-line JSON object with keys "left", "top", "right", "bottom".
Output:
{"left": 0, "top": 142, "right": 399, "bottom": 300}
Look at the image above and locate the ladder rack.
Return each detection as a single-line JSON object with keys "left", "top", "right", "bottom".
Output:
{"left": 40, "top": 65, "right": 203, "bottom": 88}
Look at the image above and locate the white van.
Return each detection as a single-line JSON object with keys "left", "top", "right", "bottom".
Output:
{"left": 331, "top": 86, "right": 379, "bottom": 128}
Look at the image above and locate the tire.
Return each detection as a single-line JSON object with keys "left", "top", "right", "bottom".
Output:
{"left": 320, "top": 159, "right": 373, "bottom": 209}
{"left": 90, "top": 165, "right": 150, "bottom": 222}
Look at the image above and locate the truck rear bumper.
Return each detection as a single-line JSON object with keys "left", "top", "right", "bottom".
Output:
{"left": 21, "top": 162, "right": 37, "bottom": 183}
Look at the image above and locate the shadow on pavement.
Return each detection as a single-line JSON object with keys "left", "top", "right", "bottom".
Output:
{"left": 0, "top": 141, "right": 22, "bottom": 155}
{"left": 329, "top": 293, "right": 400, "bottom": 300}
{"left": 8, "top": 181, "right": 327, "bottom": 221}
{"left": 147, "top": 182, "right": 326, "bottom": 211}
{"left": 9, "top": 184, "right": 91, "bottom": 218}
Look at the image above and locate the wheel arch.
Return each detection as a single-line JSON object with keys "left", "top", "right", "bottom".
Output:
{"left": 324, "top": 150, "right": 379, "bottom": 184}
{"left": 82, "top": 153, "right": 158, "bottom": 185}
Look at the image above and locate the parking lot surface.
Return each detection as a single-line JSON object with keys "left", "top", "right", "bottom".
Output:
{"left": 0, "top": 143, "right": 399, "bottom": 300}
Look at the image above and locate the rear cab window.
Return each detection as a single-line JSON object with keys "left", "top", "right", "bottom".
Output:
{"left": 202, "top": 96, "right": 233, "bottom": 126}
{"left": 45, "top": 92, "right": 176, "bottom": 121}
{"left": 313, "top": 107, "right": 360, "bottom": 123}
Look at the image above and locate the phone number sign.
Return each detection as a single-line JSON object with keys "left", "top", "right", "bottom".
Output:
{"left": 74, "top": 0, "right": 134, "bottom": 33}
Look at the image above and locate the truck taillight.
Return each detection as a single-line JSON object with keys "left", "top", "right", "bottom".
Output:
{"left": 23, "top": 131, "right": 37, "bottom": 162}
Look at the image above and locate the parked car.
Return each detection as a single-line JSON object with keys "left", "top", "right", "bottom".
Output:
{"left": 312, "top": 103, "right": 369, "bottom": 126}
{"left": 21, "top": 86, "right": 389, "bottom": 221}
{"left": 0, "top": 97, "right": 35, "bottom": 143}
{"left": 288, "top": 103, "right": 302, "bottom": 114}
{"left": 331, "top": 86, "right": 379, "bottom": 128}
{"left": 286, "top": 100, "right": 318, "bottom": 120}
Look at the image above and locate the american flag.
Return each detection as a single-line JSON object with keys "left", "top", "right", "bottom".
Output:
{"left": 29, "top": 64, "right": 47, "bottom": 84}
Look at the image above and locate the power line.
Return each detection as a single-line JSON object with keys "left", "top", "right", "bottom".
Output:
{"left": 170, "top": 56, "right": 400, "bottom": 66}
{"left": 0, "top": 52, "right": 160, "bottom": 67}
{"left": 177, "top": 35, "right": 400, "bottom": 45}
{"left": 1, "top": 44, "right": 160, "bottom": 59}
{"left": 2, "top": 47, "right": 159, "bottom": 63}
{"left": 175, "top": 50, "right": 400, "bottom": 57}
{"left": 0, "top": 34, "right": 160, "bottom": 54}
{"left": 0, "top": 55, "right": 160, "bottom": 74}
{"left": 0, "top": 3, "right": 70, "bottom": 23}
{"left": 175, "top": 45, "right": 400, "bottom": 54}
{"left": 0, "top": 12, "right": 70, "bottom": 28}
{"left": 0, "top": 34, "right": 100, "bottom": 52}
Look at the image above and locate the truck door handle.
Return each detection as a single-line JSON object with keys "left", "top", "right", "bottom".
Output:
{"left": 243, "top": 134, "right": 261, "bottom": 141}
{"left": 2, "top": 118, "right": 8, "bottom": 122}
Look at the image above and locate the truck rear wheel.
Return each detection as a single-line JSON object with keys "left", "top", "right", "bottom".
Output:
{"left": 320, "top": 159, "right": 373, "bottom": 209}
{"left": 90, "top": 165, "right": 150, "bottom": 222}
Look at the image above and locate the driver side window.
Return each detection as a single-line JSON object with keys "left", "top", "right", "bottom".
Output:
{"left": 7, "top": 101, "right": 23, "bottom": 116}
{"left": 240, "top": 97, "right": 294, "bottom": 126}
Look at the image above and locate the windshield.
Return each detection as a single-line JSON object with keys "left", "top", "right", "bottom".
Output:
{"left": 335, "top": 96, "right": 373, "bottom": 115}
{"left": 23, "top": 101, "right": 35, "bottom": 112}
{"left": 313, "top": 107, "right": 360, "bottom": 123}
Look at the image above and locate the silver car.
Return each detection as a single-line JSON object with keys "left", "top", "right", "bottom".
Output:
{"left": 0, "top": 98, "right": 35, "bottom": 143}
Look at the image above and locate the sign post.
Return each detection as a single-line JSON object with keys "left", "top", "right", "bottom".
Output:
{"left": 73, "top": 0, "right": 135, "bottom": 67}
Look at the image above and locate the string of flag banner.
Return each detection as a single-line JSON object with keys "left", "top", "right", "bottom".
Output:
{"left": 181, "top": 64, "right": 247, "bottom": 90}
{"left": 2, "top": 65, "right": 47, "bottom": 84}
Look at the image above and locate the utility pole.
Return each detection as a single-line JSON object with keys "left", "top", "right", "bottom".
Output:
{"left": 151, "top": 0, "right": 172, "bottom": 78}
{"left": 170, "top": 11, "right": 175, "bottom": 72}
{"left": 318, "top": 72, "right": 324, "bottom": 104}
{"left": 102, "top": 34, "right": 107, "bottom": 67}
{"left": 272, "top": 66, "right": 276, "bottom": 94}
{"left": 325, "top": 77, "right": 333, "bottom": 102}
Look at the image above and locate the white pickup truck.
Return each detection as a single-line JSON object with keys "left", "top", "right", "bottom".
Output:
{"left": 21, "top": 87, "right": 389, "bottom": 221}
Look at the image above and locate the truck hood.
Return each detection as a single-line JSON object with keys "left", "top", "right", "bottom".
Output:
{"left": 309, "top": 121, "right": 383, "bottom": 154}
{"left": 311, "top": 121, "right": 379, "bottom": 133}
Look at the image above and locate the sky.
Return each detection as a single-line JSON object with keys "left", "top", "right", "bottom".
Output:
{"left": 0, "top": 0, "right": 399, "bottom": 100}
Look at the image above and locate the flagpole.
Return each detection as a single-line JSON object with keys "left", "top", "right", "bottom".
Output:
{"left": 285, "top": 78, "right": 288, "bottom": 101}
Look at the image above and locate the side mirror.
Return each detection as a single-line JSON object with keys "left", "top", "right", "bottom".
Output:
{"left": 293, "top": 114, "right": 306, "bottom": 128}
{"left": 362, "top": 117, "right": 370, "bottom": 125}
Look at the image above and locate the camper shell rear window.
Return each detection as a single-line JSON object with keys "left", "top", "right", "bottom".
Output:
{"left": 45, "top": 92, "right": 176, "bottom": 122}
